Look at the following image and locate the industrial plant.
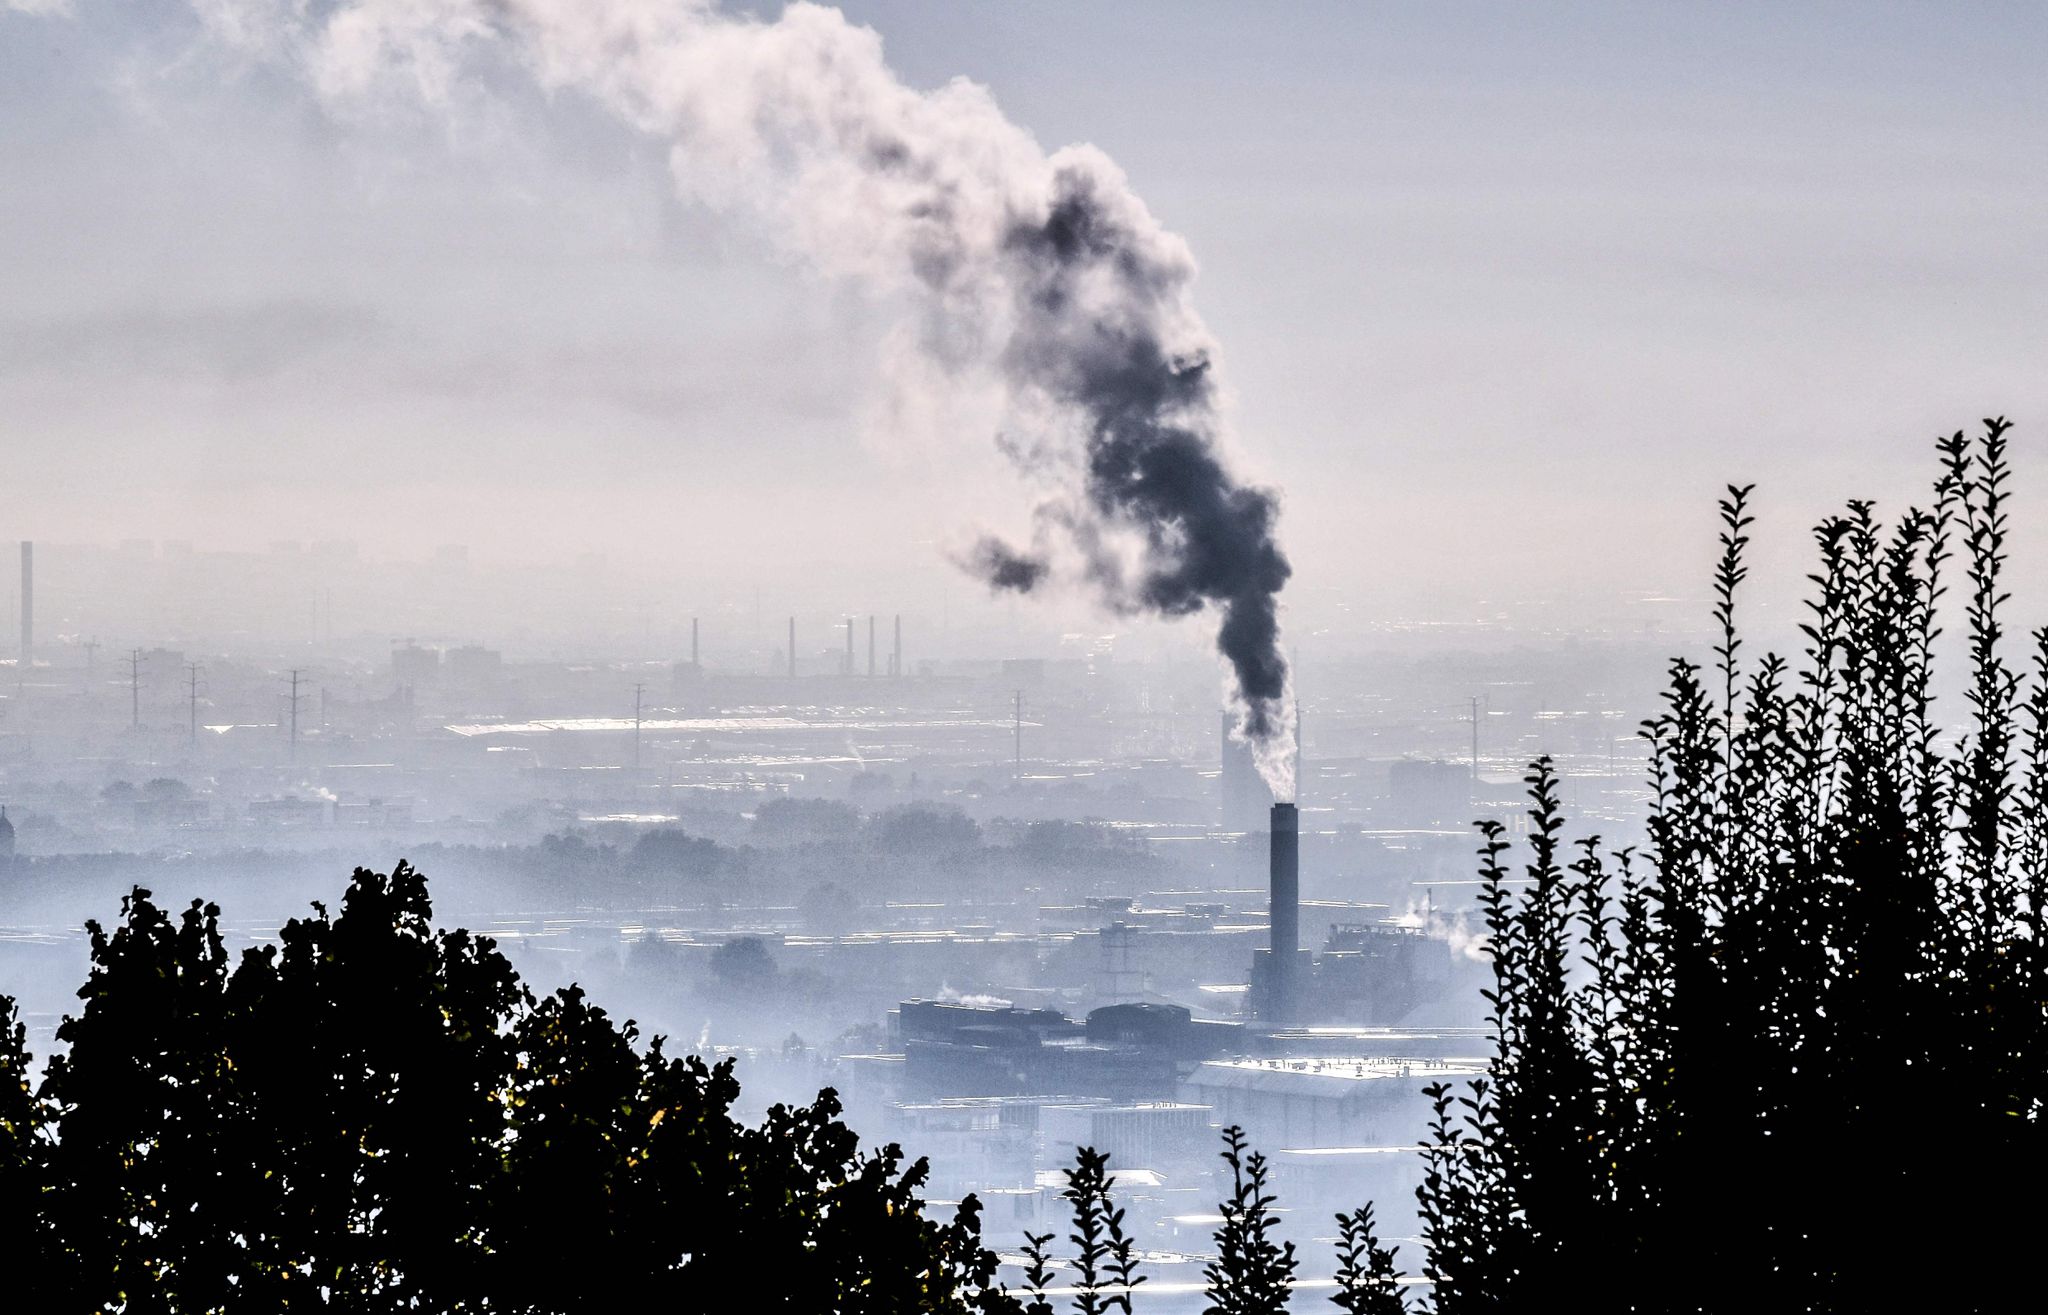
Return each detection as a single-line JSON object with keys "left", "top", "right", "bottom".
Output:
{"left": 0, "top": 533, "right": 1681, "bottom": 1285}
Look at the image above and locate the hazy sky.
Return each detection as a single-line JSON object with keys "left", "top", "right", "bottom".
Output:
{"left": 6, "top": 1, "right": 2048, "bottom": 648}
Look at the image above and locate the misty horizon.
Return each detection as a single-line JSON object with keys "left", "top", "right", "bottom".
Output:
{"left": 9, "top": 3, "right": 2048, "bottom": 649}
{"left": 5, "top": 5, "right": 2047, "bottom": 1313}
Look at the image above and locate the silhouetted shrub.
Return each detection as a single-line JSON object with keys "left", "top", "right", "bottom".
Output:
{"left": 1331, "top": 1204, "right": 1403, "bottom": 1315}
{"left": 1203, "top": 1125, "right": 1297, "bottom": 1315}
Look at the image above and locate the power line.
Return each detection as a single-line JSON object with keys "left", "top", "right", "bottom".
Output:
{"left": 632, "top": 682, "right": 646, "bottom": 771}
{"left": 186, "top": 662, "right": 205, "bottom": 748}
{"left": 1470, "top": 695, "right": 1479, "bottom": 785}
{"left": 285, "top": 669, "right": 304, "bottom": 763}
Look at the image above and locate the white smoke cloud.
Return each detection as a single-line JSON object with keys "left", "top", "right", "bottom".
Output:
{"left": 1392, "top": 896, "right": 1490, "bottom": 963}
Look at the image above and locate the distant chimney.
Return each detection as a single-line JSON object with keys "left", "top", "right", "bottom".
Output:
{"left": 17, "top": 541, "right": 30, "bottom": 674}
{"left": 788, "top": 616, "right": 796, "bottom": 678}
{"left": 1268, "top": 801, "right": 1300, "bottom": 1023}
{"left": 691, "top": 616, "right": 699, "bottom": 668}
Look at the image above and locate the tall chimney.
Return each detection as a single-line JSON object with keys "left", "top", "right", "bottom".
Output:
{"left": 17, "top": 541, "right": 30, "bottom": 674}
{"left": 691, "top": 616, "right": 699, "bottom": 668}
{"left": 1269, "top": 801, "right": 1299, "bottom": 1023}
{"left": 788, "top": 617, "right": 796, "bottom": 678}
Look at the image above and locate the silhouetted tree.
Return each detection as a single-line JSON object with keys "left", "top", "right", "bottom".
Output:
{"left": 0, "top": 862, "right": 1021, "bottom": 1313}
{"left": 1203, "top": 1125, "right": 1296, "bottom": 1315}
{"left": 756, "top": 796, "right": 862, "bottom": 843}
{"left": 629, "top": 826, "right": 726, "bottom": 877}
{"left": 0, "top": 1000, "right": 52, "bottom": 1299}
{"left": 1055, "top": 1146, "right": 1145, "bottom": 1315}
{"left": 802, "top": 880, "right": 861, "bottom": 934}
{"left": 709, "top": 934, "right": 779, "bottom": 991}
{"left": 1392, "top": 419, "right": 2048, "bottom": 1312}
{"left": 1331, "top": 1205, "right": 1404, "bottom": 1315}
{"left": 1060, "top": 1147, "right": 1114, "bottom": 1315}
{"left": 872, "top": 803, "right": 982, "bottom": 854}
{"left": 1037, "top": 425, "right": 2048, "bottom": 1315}
{"left": 1020, "top": 1230, "right": 1058, "bottom": 1315}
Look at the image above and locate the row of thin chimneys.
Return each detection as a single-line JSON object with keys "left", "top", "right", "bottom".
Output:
{"left": 16, "top": 569, "right": 909, "bottom": 681}
{"left": 775, "top": 614, "right": 904, "bottom": 679}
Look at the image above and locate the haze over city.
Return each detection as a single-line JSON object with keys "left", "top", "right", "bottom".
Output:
{"left": 10, "top": 4, "right": 2048, "bottom": 633}
{"left": 4, "top": 4, "right": 2046, "bottom": 1313}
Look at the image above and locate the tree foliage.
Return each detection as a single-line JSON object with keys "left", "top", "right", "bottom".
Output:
{"left": 3, "top": 862, "right": 1018, "bottom": 1314}
{"left": 1330, "top": 1204, "right": 1404, "bottom": 1315}
{"left": 1411, "top": 420, "right": 2048, "bottom": 1312}
{"left": 1202, "top": 1126, "right": 1296, "bottom": 1315}
{"left": 13, "top": 423, "right": 2042, "bottom": 1313}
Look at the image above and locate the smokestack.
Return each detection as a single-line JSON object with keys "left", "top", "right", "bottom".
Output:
{"left": 1268, "top": 801, "right": 1299, "bottom": 1023}
{"left": 691, "top": 616, "right": 699, "bottom": 669}
{"left": 788, "top": 617, "right": 796, "bottom": 678}
{"left": 17, "top": 542, "right": 29, "bottom": 674}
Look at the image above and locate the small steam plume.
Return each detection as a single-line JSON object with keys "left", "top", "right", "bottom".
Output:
{"left": 167, "top": 0, "right": 1296, "bottom": 791}
{"left": 1393, "top": 896, "right": 1490, "bottom": 964}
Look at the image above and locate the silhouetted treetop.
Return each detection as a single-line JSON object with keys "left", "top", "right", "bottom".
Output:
{"left": 3, "top": 861, "right": 1020, "bottom": 1313}
{"left": 1403, "top": 420, "right": 2048, "bottom": 1313}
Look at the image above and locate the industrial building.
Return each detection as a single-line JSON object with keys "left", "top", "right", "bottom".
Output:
{"left": 1178, "top": 1057, "right": 1481, "bottom": 1149}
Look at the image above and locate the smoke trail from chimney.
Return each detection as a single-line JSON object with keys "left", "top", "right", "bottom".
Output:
{"left": 173, "top": 0, "right": 1297, "bottom": 792}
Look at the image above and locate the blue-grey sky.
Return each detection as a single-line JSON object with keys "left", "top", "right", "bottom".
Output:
{"left": 5, "top": 1, "right": 2048, "bottom": 647}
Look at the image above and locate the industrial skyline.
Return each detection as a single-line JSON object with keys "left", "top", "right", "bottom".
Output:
{"left": 5, "top": 4, "right": 2040, "bottom": 1309}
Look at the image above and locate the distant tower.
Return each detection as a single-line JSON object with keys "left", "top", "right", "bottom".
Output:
{"left": 0, "top": 805, "right": 14, "bottom": 862}
{"left": 1252, "top": 802, "right": 1300, "bottom": 1024}
{"left": 17, "top": 541, "right": 31, "bottom": 673}
{"left": 788, "top": 617, "right": 796, "bottom": 678}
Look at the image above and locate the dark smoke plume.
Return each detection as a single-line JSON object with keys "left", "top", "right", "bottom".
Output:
{"left": 966, "top": 536, "right": 1052, "bottom": 593}
{"left": 965, "top": 165, "right": 1295, "bottom": 780}
{"left": 164, "top": 0, "right": 1297, "bottom": 791}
